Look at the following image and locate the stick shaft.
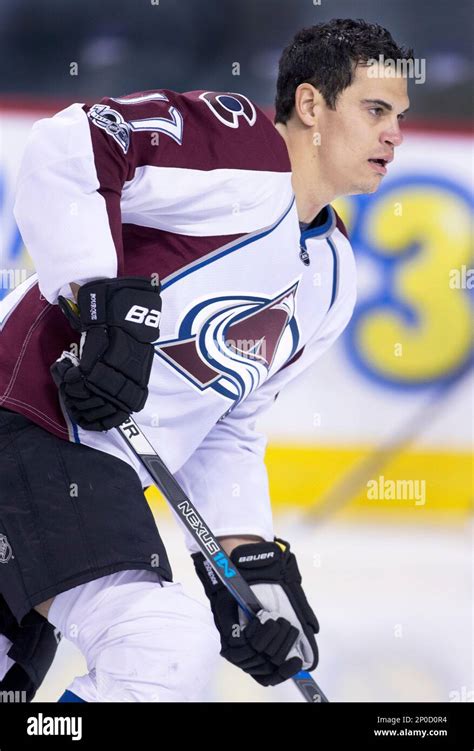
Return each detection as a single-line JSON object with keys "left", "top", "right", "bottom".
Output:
{"left": 116, "top": 416, "right": 328, "bottom": 703}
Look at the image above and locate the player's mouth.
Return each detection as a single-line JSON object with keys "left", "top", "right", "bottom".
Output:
{"left": 368, "top": 155, "right": 392, "bottom": 176}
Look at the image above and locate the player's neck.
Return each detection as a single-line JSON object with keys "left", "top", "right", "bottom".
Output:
{"left": 274, "top": 120, "right": 336, "bottom": 225}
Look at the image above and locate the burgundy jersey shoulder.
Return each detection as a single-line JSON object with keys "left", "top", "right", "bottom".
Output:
{"left": 333, "top": 207, "right": 350, "bottom": 241}
{"left": 83, "top": 88, "right": 291, "bottom": 175}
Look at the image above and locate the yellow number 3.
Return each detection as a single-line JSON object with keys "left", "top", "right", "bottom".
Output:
{"left": 346, "top": 182, "right": 472, "bottom": 385}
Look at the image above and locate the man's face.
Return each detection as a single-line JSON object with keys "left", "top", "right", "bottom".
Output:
{"left": 316, "top": 62, "right": 410, "bottom": 196}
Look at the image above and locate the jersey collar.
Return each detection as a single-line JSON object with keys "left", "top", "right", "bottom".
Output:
{"left": 299, "top": 204, "right": 337, "bottom": 241}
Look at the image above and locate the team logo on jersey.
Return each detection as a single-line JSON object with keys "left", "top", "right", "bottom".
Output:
{"left": 199, "top": 91, "right": 257, "bottom": 128}
{"left": 0, "top": 534, "right": 13, "bottom": 563}
{"left": 156, "top": 282, "right": 300, "bottom": 410}
{"left": 88, "top": 104, "right": 131, "bottom": 153}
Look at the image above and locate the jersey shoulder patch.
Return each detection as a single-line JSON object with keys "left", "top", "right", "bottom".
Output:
{"left": 198, "top": 91, "right": 257, "bottom": 129}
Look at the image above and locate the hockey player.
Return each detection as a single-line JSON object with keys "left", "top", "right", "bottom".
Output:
{"left": 0, "top": 19, "right": 412, "bottom": 701}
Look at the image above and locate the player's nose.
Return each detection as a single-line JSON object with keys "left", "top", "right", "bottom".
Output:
{"left": 382, "top": 123, "right": 404, "bottom": 149}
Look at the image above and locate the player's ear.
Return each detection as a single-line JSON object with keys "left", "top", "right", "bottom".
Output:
{"left": 293, "top": 83, "right": 321, "bottom": 127}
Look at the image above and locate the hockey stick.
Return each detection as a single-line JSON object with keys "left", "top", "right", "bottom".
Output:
{"left": 53, "top": 351, "right": 327, "bottom": 703}
{"left": 115, "top": 415, "right": 328, "bottom": 703}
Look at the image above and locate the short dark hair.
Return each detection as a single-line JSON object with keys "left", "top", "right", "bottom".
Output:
{"left": 274, "top": 18, "right": 414, "bottom": 124}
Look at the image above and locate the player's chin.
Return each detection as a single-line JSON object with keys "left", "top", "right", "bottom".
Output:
{"left": 349, "top": 178, "right": 381, "bottom": 196}
{"left": 361, "top": 174, "right": 384, "bottom": 194}
{"left": 366, "top": 179, "right": 382, "bottom": 193}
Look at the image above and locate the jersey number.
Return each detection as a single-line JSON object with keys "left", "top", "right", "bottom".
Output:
{"left": 112, "top": 92, "right": 184, "bottom": 145}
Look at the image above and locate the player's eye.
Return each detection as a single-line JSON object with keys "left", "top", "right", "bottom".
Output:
{"left": 398, "top": 113, "right": 407, "bottom": 122}
{"left": 369, "top": 107, "right": 384, "bottom": 117}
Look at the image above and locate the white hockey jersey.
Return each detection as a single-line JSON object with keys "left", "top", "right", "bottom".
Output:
{"left": 0, "top": 89, "right": 356, "bottom": 551}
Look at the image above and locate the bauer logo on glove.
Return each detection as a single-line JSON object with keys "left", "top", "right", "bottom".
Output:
{"left": 192, "top": 537, "right": 319, "bottom": 688}
{"left": 50, "top": 276, "right": 161, "bottom": 432}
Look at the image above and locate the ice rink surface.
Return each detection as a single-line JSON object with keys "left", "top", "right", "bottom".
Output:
{"left": 34, "top": 513, "right": 473, "bottom": 703}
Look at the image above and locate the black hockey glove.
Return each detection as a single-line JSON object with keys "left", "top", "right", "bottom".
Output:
{"left": 192, "top": 537, "right": 319, "bottom": 687}
{"left": 50, "top": 277, "right": 161, "bottom": 431}
{"left": 0, "top": 596, "right": 60, "bottom": 702}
